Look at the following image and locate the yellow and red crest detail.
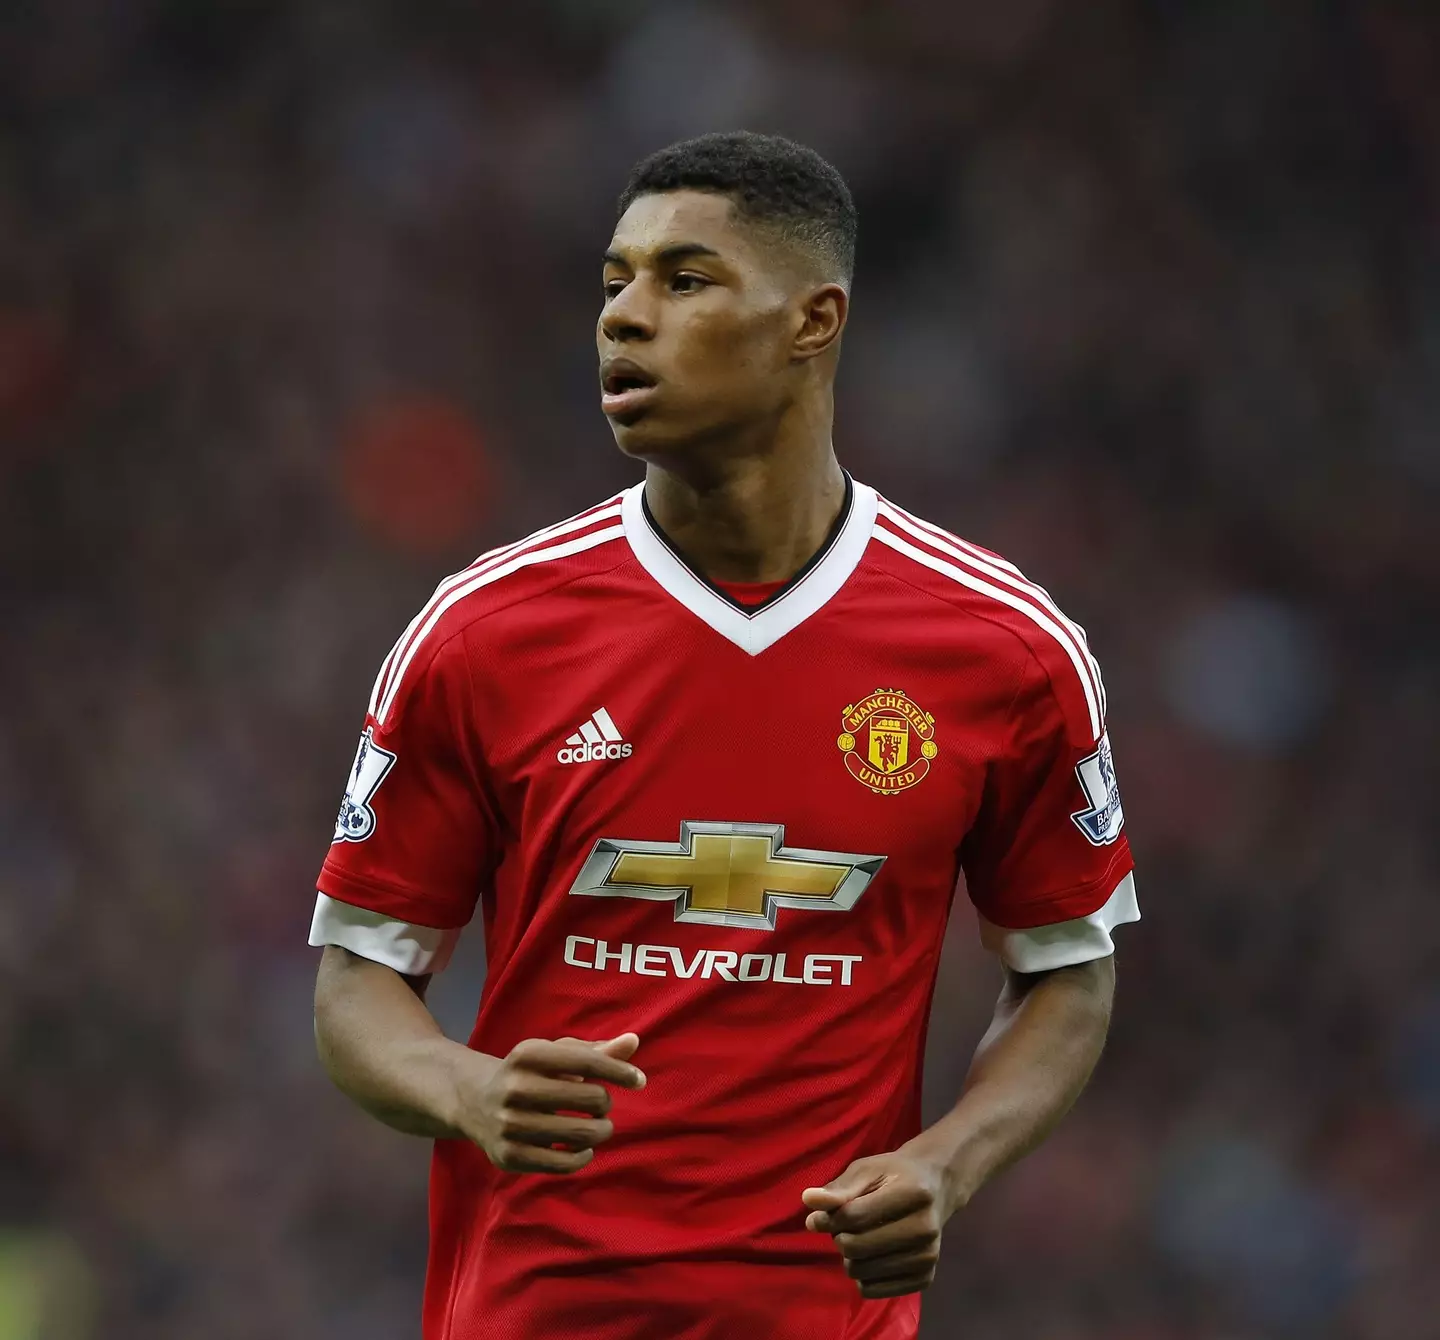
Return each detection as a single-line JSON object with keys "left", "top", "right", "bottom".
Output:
{"left": 837, "top": 689, "right": 939, "bottom": 795}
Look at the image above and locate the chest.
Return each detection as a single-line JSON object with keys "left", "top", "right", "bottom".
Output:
{"left": 474, "top": 589, "right": 1014, "bottom": 883}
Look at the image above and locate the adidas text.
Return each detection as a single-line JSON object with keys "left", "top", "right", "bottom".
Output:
{"left": 558, "top": 741, "right": 633, "bottom": 764}
{"left": 558, "top": 707, "right": 631, "bottom": 764}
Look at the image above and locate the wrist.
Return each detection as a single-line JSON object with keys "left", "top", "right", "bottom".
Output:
{"left": 413, "top": 1037, "right": 493, "bottom": 1139}
{"left": 900, "top": 1116, "right": 992, "bottom": 1219}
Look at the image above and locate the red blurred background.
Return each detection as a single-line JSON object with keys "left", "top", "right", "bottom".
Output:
{"left": 3, "top": 3, "right": 1438, "bottom": 1337}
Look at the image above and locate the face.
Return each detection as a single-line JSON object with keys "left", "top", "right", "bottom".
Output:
{"left": 597, "top": 190, "right": 829, "bottom": 460}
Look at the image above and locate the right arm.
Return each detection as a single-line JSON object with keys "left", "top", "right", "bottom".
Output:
{"left": 312, "top": 630, "right": 643, "bottom": 1172}
{"left": 313, "top": 945, "right": 473, "bottom": 1140}
{"left": 314, "top": 944, "right": 645, "bottom": 1171}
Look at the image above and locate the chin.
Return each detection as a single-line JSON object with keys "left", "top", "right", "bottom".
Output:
{"left": 608, "top": 409, "right": 752, "bottom": 466}
{"left": 608, "top": 415, "right": 693, "bottom": 462}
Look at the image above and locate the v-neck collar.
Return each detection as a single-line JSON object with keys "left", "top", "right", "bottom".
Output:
{"left": 621, "top": 474, "right": 878, "bottom": 655}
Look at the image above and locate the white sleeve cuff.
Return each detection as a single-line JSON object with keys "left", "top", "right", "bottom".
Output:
{"left": 979, "top": 872, "right": 1140, "bottom": 973}
{"left": 308, "top": 893, "right": 462, "bottom": 975}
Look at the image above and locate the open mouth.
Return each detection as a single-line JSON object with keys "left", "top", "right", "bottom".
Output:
{"left": 600, "top": 362, "right": 659, "bottom": 419}
{"left": 602, "top": 368, "right": 656, "bottom": 396}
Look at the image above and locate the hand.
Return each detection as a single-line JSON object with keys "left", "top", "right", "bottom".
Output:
{"left": 458, "top": 1033, "right": 646, "bottom": 1175}
{"left": 801, "top": 1150, "right": 954, "bottom": 1299}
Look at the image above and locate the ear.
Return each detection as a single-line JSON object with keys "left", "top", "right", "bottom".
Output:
{"left": 792, "top": 283, "right": 848, "bottom": 362}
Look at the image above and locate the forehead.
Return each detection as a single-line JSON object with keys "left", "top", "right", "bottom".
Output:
{"left": 607, "top": 190, "right": 759, "bottom": 264}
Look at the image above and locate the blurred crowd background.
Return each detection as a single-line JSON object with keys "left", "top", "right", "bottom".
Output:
{"left": 4, "top": 2, "right": 1439, "bottom": 1337}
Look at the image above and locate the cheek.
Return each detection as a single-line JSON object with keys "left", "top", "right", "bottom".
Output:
{"left": 674, "top": 311, "right": 785, "bottom": 383}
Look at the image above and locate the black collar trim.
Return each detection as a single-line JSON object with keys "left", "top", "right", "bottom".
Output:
{"left": 639, "top": 472, "right": 856, "bottom": 618}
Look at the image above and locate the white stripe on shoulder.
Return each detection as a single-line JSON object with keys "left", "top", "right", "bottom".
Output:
{"left": 877, "top": 499, "right": 1106, "bottom": 716}
{"left": 376, "top": 523, "right": 625, "bottom": 725}
{"left": 368, "top": 496, "right": 624, "bottom": 717}
{"left": 873, "top": 524, "right": 1103, "bottom": 740}
{"left": 882, "top": 498, "right": 1024, "bottom": 575}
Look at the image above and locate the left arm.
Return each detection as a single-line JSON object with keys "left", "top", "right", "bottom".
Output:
{"left": 915, "top": 954, "right": 1114, "bottom": 1202}
{"left": 802, "top": 955, "right": 1116, "bottom": 1299}
{"left": 804, "top": 638, "right": 1137, "bottom": 1299}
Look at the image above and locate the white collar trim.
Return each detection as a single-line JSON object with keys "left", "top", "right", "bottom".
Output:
{"left": 621, "top": 479, "right": 878, "bottom": 655}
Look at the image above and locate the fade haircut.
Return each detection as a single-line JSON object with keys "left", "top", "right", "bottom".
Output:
{"left": 617, "top": 131, "right": 857, "bottom": 285}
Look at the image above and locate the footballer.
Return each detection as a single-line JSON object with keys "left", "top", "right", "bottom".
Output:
{"left": 311, "top": 131, "right": 1138, "bottom": 1339}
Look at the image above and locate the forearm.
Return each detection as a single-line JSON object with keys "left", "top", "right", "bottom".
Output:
{"left": 905, "top": 956, "right": 1114, "bottom": 1214}
{"left": 313, "top": 945, "right": 497, "bottom": 1139}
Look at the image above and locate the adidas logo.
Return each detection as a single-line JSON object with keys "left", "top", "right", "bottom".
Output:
{"left": 557, "top": 708, "right": 633, "bottom": 764}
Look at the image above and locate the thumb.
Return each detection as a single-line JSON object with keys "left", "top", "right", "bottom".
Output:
{"left": 802, "top": 1160, "right": 882, "bottom": 1211}
{"left": 594, "top": 1032, "right": 641, "bottom": 1060}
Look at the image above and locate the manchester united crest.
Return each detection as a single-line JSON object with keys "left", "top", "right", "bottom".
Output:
{"left": 837, "top": 689, "right": 939, "bottom": 795}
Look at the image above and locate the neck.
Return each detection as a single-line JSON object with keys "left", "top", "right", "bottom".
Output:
{"left": 642, "top": 437, "right": 848, "bottom": 584}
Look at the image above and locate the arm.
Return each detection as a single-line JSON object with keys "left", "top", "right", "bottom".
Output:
{"left": 313, "top": 632, "right": 646, "bottom": 1171}
{"left": 910, "top": 954, "right": 1114, "bottom": 1203}
{"left": 314, "top": 944, "right": 471, "bottom": 1139}
{"left": 314, "top": 944, "right": 646, "bottom": 1170}
{"left": 802, "top": 956, "right": 1116, "bottom": 1299}
{"left": 807, "top": 617, "right": 1136, "bottom": 1296}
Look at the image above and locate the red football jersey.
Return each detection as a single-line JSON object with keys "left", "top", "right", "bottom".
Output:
{"left": 312, "top": 477, "right": 1138, "bottom": 1340}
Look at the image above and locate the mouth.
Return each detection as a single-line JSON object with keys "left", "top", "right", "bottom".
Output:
{"left": 600, "top": 361, "right": 659, "bottom": 420}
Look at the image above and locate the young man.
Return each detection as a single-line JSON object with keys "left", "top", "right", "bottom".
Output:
{"left": 311, "top": 131, "right": 1138, "bottom": 1340}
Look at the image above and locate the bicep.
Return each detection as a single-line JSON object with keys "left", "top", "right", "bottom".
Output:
{"left": 1002, "top": 953, "right": 1115, "bottom": 1011}
{"left": 314, "top": 944, "right": 434, "bottom": 1020}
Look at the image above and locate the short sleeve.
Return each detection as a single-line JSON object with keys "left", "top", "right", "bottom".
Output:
{"left": 315, "top": 628, "right": 497, "bottom": 938}
{"left": 961, "top": 647, "right": 1138, "bottom": 971}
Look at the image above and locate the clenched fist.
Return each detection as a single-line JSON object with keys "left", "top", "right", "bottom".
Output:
{"left": 802, "top": 1151, "right": 954, "bottom": 1299}
{"left": 458, "top": 1033, "right": 646, "bottom": 1175}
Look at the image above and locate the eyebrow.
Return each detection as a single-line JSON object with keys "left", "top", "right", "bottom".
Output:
{"left": 603, "top": 242, "right": 723, "bottom": 267}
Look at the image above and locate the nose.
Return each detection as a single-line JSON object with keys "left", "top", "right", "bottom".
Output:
{"left": 599, "top": 278, "right": 656, "bottom": 344}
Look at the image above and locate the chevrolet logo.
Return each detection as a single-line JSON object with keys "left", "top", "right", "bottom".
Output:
{"left": 568, "top": 821, "right": 886, "bottom": 930}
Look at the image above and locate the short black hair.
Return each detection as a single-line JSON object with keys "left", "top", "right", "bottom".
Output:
{"left": 617, "top": 131, "right": 857, "bottom": 284}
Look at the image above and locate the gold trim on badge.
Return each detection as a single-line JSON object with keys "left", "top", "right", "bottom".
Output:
{"left": 568, "top": 821, "right": 886, "bottom": 931}
{"left": 838, "top": 689, "right": 939, "bottom": 795}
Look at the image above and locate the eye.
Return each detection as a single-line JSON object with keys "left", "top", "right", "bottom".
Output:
{"left": 603, "top": 278, "right": 628, "bottom": 300}
{"left": 671, "top": 272, "right": 709, "bottom": 293}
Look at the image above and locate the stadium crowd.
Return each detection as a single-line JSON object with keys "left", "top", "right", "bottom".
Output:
{"left": 3, "top": 2, "right": 1438, "bottom": 1336}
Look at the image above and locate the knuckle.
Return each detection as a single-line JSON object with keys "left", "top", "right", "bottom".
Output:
{"left": 558, "top": 1149, "right": 592, "bottom": 1173}
{"left": 497, "top": 1075, "right": 526, "bottom": 1105}
{"left": 489, "top": 1141, "right": 518, "bottom": 1171}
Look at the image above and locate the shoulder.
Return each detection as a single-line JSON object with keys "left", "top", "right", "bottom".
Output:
{"left": 865, "top": 488, "right": 1107, "bottom": 746}
{"left": 369, "top": 492, "right": 630, "bottom": 726}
